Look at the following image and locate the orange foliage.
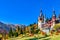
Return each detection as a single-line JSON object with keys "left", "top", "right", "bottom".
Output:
{"left": 41, "top": 31, "right": 46, "bottom": 35}
{"left": 33, "top": 24, "right": 37, "bottom": 28}
{"left": 55, "top": 32, "right": 59, "bottom": 35}
{"left": 29, "top": 34, "right": 33, "bottom": 36}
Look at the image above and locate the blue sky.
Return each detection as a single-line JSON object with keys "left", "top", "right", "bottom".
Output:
{"left": 0, "top": 0, "right": 60, "bottom": 25}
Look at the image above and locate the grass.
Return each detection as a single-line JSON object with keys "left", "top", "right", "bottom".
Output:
{"left": 6, "top": 34, "right": 60, "bottom": 40}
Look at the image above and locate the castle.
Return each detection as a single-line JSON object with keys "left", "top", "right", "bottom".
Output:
{"left": 38, "top": 10, "right": 60, "bottom": 33}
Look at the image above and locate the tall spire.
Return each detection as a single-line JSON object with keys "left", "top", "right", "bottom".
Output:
{"left": 58, "top": 14, "right": 60, "bottom": 22}
{"left": 39, "top": 9, "right": 44, "bottom": 18}
{"left": 44, "top": 13, "right": 46, "bottom": 23}
{"left": 52, "top": 9, "right": 56, "bottom": 22}
{"left": 58, "top": 14, "right": 60, "bottom": 20}
{"left": 40, "top": 9, "right": 43, "bottom": 17}
{"left": 52, "top": 9, "right": 56, "bottom": 17}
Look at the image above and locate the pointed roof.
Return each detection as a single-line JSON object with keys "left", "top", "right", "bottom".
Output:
{"left": 40, "top": 9, "right": 43, "bottom": 17}
{"left": 58, "top": 14, "right": 60, "bottom": 18}
{"left": 39, "top": 9, "right": 44, "bottom": 18}
{"left": 58, "top": 14, "right": 60, "bottom": 20}
{"left": 52, "top": 9, "right": 56, "bottom": 17}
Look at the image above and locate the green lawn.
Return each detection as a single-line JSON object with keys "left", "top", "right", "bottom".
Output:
{"left": 6, "top": 34, "right": 60, "bottom": 40}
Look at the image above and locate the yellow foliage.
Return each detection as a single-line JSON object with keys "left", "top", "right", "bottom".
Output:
{"left": 54, "top": 23, "right": 60, "bottom": 30}
{"left": 0, "top": 34, "right": 2, "bottom": 38}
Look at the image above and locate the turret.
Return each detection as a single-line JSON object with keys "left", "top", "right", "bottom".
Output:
{"left": 39, "top": 10, "right": 44, "bottom": 22}
{"left": 51, "top": 10, "right": 56, "bottom": 30}
{"left": 58, "top": 14, "right": 60, "bottom": 22}
{"left": 52, "top": 10, "right": 56, "bottom": 22}
{"left": 44, "top": 14, "right": 46, "bottom": 23}
{"left": 38, "top": 10, "right": 44, "bottom": 30}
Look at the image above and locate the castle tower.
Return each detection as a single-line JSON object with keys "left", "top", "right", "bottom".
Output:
{"left": 58, "top": 14, "right": 60, "bottom": 22}
{"left": 38, "top": 10, "right": 44, "bottom": 30}
{"left": 52, "top": 10, "right": 56, "bottom": 22}
{"left": 51, "top": 10, "right": 56, "bottom": 30}
{"left": 44, "top": 14, "right": 46, "bottom": 23}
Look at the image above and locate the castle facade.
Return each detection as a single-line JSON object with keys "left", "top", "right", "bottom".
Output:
{"left": 38, "top": 10, "right": 60, "bottom": 33}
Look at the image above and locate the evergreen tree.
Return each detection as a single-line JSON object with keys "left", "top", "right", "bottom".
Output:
{"left": 17, "top": 26, "right": 20, "bottom": 35}
{"left": 9, "top": 27, "right": 14, "bottom": 37}
{"left": 14, "top": 31, "right": 18, "bottom": 37}
{"left": 30, "top": 24, "right": 35, "bottom": 34}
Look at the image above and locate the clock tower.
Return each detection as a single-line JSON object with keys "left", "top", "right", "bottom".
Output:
{"left": 38, "top": 10, "right": 44, "bottom": 30}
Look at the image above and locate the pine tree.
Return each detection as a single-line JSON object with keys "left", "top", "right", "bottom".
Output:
{"left": 14, "top": 31, "right": 18, "bottom": 37}
{"left": 9, "top": 27, "right": 13, "bottom": 37}
{"left": 17, "top": 26, "right": 20, "bottom": 35}
{"left": 30, "top": 24, "right": 34, "bottom": 34}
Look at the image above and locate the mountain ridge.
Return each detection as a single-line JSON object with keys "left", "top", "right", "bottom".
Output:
{"left": 0, "top": 21, "right": 26, "bottom": 33}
